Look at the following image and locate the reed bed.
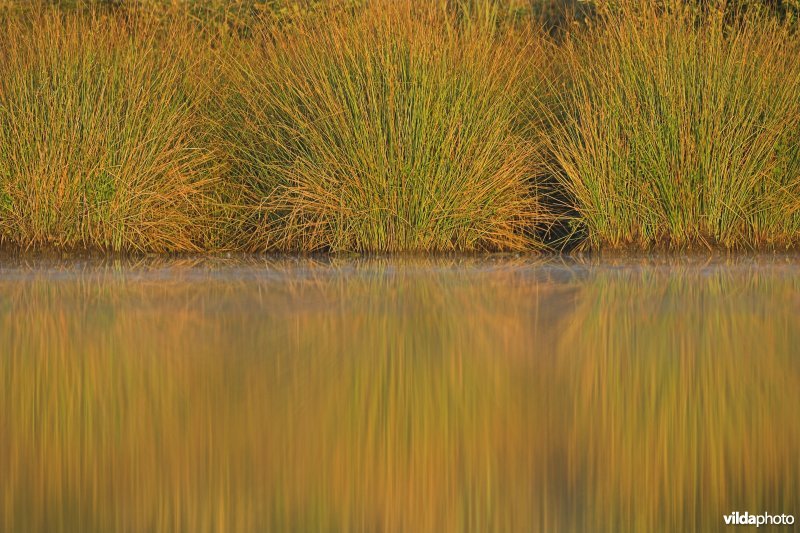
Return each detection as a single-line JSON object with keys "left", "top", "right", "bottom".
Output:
{"left": 0, "top": 0, "right": 799, "bottom": 252}
{"left": 0, "top": 10, "right": 218, "bottom": 252}
{"left": 215, "top": 1, "right": 549, "bottom": 252}
{"left": 547, "top": 0, "right": 800, "bottom": 249}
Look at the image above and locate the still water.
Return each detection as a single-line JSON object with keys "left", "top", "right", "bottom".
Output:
{"left": 0, "top": 255, "right": 798, "bottom": 532}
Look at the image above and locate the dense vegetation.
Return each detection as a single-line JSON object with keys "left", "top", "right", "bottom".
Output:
{"left": 0, "top": 0, "right": 798, "bottom": 252}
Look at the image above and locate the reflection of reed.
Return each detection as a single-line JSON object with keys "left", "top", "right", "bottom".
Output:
{"left": 559, "top": 266, "right": 800, "bottom": 532}
{"left": 0, "top": 258, "right": 797, "bottom": 532}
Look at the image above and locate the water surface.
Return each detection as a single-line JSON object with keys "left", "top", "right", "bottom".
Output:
{"left": 1, "top": 255, "right": 798, "bottom": 532}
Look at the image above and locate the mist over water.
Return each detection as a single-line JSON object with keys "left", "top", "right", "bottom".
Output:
{"left": 1, "top": 255, "right": 798, "bottom": 532}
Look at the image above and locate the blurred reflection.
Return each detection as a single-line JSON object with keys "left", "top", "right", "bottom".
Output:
{"left": 0, "top": 255, "right": 798, "bottom": 532}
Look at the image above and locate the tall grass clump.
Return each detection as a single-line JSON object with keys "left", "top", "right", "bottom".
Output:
{"left": 217, "top": 1, "right": 549, "bottom": 252}
{"left": 0, "top": 10, "right": 217, "bottom": 252}
{"left": 548, "top": 0, "right": 800, "bottom": 250}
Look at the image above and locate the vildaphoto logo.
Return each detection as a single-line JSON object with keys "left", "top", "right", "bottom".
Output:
{"left": 724, "top": 512, "right": 795, "bottom": 527}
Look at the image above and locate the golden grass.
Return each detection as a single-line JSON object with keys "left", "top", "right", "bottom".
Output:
{"left": 215, "top": 1, "right": 550, "bottom": 252}
{"left": 0, "top": 10, "right": 218, "bottom": 252}
{"left": 546, "top": 1, "right": 800, "bottom": 250}
{"left": 1, "top": 1, "right": 800, "bottom": 252}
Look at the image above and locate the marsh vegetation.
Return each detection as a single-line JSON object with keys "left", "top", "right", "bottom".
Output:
{"left": 0, "top": 0, "right": 799, "bottom": 252}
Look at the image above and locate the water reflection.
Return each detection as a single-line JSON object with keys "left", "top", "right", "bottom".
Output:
{"left": 0, "top": 255, "right": 798, "bottom": 532}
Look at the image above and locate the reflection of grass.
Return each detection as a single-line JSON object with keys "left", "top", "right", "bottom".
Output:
{"left": 0, "top": 259, "right": 563, "bottom": 531}
{"left": 560, "top": 264, "right": 800, "bottom": 531}
{"left": 0, "top": 258, "right": 798, "bottom": 531}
